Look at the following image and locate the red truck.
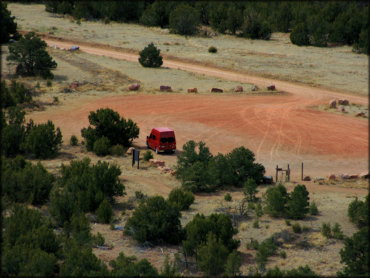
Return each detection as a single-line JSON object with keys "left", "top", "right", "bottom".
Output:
{"left": 146, "top": 127, "right": 176, "bottom": 154}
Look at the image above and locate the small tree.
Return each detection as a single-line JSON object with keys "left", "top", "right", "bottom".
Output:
{"left": 169, "top": 4, "right": 200, "bottom": 35}
{"left": 347, "top": 195, "right": 368, "bottom": 228}
{"left": 290, "top": 23, "right": 310, "bottom": 46}
{"left": 168, "top": 187, "right": 195, "bottom": 211}
{"left": 70, "top": 135, "right": 78, "bottom": 146}
{"left": 7, "top": 32, "right": 57, "bottom": 79}
{"left": 286, "top": 184, "right": 310, "bottom": 219}
{"left": 243, "top": 178, "right": 258, "bottom": 202}
{"left": 309, "top": 201, "right": 319, "bottom": 215}
{"left": 264, "top": 184, "right": 288, "bottom": 217}
{"left": 143, "top": 150, "right": 153, "bottom": 161}
{"left": 138, "top": 43, "right": 163, "bottom": 68}
{"left": 110, "top": 252, "right": 159, "bottom": 277}
{"left": 93, "top": 136, "right": 111, "bottom": 156}
{"left": 1, "top": 3, "right": 19, "bottom": 44}
{"left": 224, "top": 250, "right": 242, "bottom": 277}
{"left": 96, "top": 199, "right": 113, "bottom": 224}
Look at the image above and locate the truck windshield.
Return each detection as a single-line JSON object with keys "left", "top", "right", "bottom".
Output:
{"left": 160, "top": 137, "right": 175, "bottom": 143}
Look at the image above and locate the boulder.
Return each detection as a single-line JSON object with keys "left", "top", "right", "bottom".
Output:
{"left": 129, "top": 83, "right": 140, "bottom": 91}
{"left": 327, "top": 174, "right": 336, "bottom": 180}
{"left": 267, "top": 84, "right": 276, "bottom": 91}
{"left": 355, "top": 112, "right": 365, "bottom": 117}
{"left": 251, "top": 85, "right": 258, "bottom": 91}
{"left": 211, "top": 88, "right": 223, "bottom": 93}
{"left": 329, "top": 99, "right": 337, "bottom": 109}
{"left": 303, "top": 176, "right": 311, "bottom": 181}
{"left": 160, "top": 85, "right": 172, "bottom": 92}
{"left": 149, "top": 159, "right": 165, "bottom": 167}
{"left": 126, "top": 147, "right": 135, "bottom": 154}
{"left": 187, "top": 88, "right": 198, "bottom": 93}
{"left": 234, "top": 86, "right": 243, "bottom": 92}
{"left": 338, "top": 99, "right": 349, "bottom": 105}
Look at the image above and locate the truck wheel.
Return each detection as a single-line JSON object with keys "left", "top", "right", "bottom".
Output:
{"left": 155, "top": 147, "right": 158, "bottom": 154}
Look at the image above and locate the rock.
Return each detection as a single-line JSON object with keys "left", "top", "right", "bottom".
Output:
{"left": 149, "top": 159, "right": 165, "bottom": 167}
{"left": 160, "top": 85, "right": 172, "bottom": 92}
{"left": 355, "top": 112, "right": 365, "bottom": 117}
{"left": 338, "top": 99, "right": 349, "bottom": 105}
{"left": 234, "top": 86, "right": 243, "bottom": 92}
{"left": 126, "top": 147, "right": 135, "bottom": 154}
{"left": 187, "top": 88, "right": 198, "bottom": 93}
{"left": 267, "top": 84, "right": 275, "bottom": 91}
{"left": 314, "top": 177, "right": 325, "bottom": 182}
{"left": 70, "top": 81, "right": 79, "bottom": 90}
{"left": 340, "top": 174, "right": 350, "bottom": 179}
{"left": 359, "top": 172, "right": 369, "bottom": 179}
{"left": 158, "top": 166, "right": 171, "bottom": 173}
{"left": 349, "top": 174, "right": 358, "bottom": 179}
{"left": 129, "top": 83, "right": 140, "bottom": 91}
{"left": 211, "top": 88, "right": 223, "bottom": 93}
{"left": 329, "top": 99, "right": 337, "bottom": 109}
{"left": 251, "top": 85, "right": 258, "bottom": 91}
{"left": 303, "top": 176, "right": 311, "bottom": 181}
{"left": 327, "top": 174, "right": 336, "bottom": 180}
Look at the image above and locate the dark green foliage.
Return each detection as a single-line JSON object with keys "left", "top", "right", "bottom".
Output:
{"left": 224, "top": 193, "right": 232, "bottom": 202}
{"left": 286, "top": 184, "right": 310, "bottom": 219}
{"left": 246, "top": 238, "right": 259, "bottom": 250}
{"left": 143, "top": 150, "right": 153, "bottom": 161}
{"left": 241, "top": 12, "right": 271, "bottom": 40}
{"left": 96, "top": 199, "right": 113, "bottom": 224}
{"left": 167, "top": 187, "right": 195, "bottom": 211}
{"left": 255, "top": 237, "right": 278, "bottom": 268}
{"left": 69, "top": 213, "right": 91, "bottom": 246}
{"left": 60, "top": 238, "right": 108, "bottom": 276}
{"left": 196, "top": 233, "right": 229, "bottom": 276}
{"left": 7, "top": 32, "right": 57, "bottom": 79}
{"left": 347, "top": 195, "right": 369, "bottom": 228}
{"left": 169, "top": 4, "right": 200, "bottom": 36}
{"left": 93, "top": 136, "right": 111, "bottom": 156}
{"left": 125, "top": 196, "right": 182, "bottom": 244}
{"left": 81, "top": 108, "right": 139, "bottom": 153}
{"left": 225, "top": 250, "right": 242, "bottom": 277}
{"left": 255, "top": 202, "right": 264, "bottom": 218}
{"left": 160, "top": 254, "right": 180, "bottom": 277}
{"left": 253, "top": 220, "right": 259, "bottom": 228}
{"left": 332, "top": 223, "right": 344, "bottom": 240}
{"left": 182, "top": 213, "right": 239, "bottom": 257}
{"left": 292, "top": 223, "right": 302, "bottom": 233}
{"left": 264, "top": 184, "right": 288, "bottom": 217}
{"left": 110, "top": 252, "right": 159, "bottom": 277}
{"left": 265, "top": 265, "right": 318, "bottom": 277}
{"left": 338, "top": 226, "right": 369, "bottom": 277}
{"left": 1, "top": 80, "right": 32, "bottom": 108}
{"left": 22, "top": 120, "right": 62, "bottom": 158}
{"left": 321, "top": 222, "right": 344, "bottom": 240}
{"left": 2, "top": 156, "right": 55, "bottom": 205}
{"left": 70, "top": 135, "right": 78, "bottom": 146}
{"left": 279, "top": 250, "right": 286, "bottom": 259}
{"left": 309, "top": 201, "right": 319, "bottom": 215}
{"left": 138, "top": 42, "right": 163, "bottom": 68}
{"left": 1, "top": 3, "right": 18, "bottom": 44}
{"left": 50, "top": 158, "right": 124, "bottom": 225}
{"left": 243, "top": 178, "right": 258, "bottom": 202}
{"left": 109, "top": 144, "right": 124, "bottom": 156}
{"left": 321, "top": 222, "right": 332, "bottom": 238}
{"left": 208, "top": 46, "right": 217, "bottom": 53}
{"left": 290, "top": 23, "right": 310, "bottom": 46}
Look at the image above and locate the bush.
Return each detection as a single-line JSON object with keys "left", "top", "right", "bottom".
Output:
{"left": 309, "top": 201, "right": 319, "bottom": 215}
{"left": 169, "top": 4, "right": 200, "bottom": 36}
{"left": 241, "top": 15, "right": 271, "bottom": 40}
{"left": 246, "top": 239, "right": 259, "bottom": 250}
{"left": 110, "top": 144, "right": 124, "bottom": 156}
{"left": 81, "top": 108, "right": 139, "bottom": 152}
{"left": 290, "top": 23, "right": 310, "bottom": 46}
{"left": 167, "top": 188, "right": 194, "bottom": 211}
{"left": 321, "top": 223, "right": 332, "bottom": 238}
{"left": 292, "top": 223, "right": 302, "bottom": 233}
{"left": 143, "top": 150, "right": 153, "bottom": 161}
{"left": 208, "top": 46, "right": 217, "bottom": 53}
{"left": 1, "top": 80, "right": 32, "bottom": 108}
{"left": 138, "top": 43, "right": 163, "bottom": 68}
{"left": 93, "top": 136, "right": 111, "bottom": 156}
{"left": 225, "top": 250, "right": 242, "bottom": 277}
{"left": 332, "top": 223, "right": 344, "bottom": 240}
{"left": 7, "top": 32, "right": 57, "bottom": 79}
{"left": 96, "top": 199, "right": 113, "bottom": 224}
{"left": 347, "top": 195, "right": 368, "bottom": 228}
{"left": 110, "top": 252, "right": 159, "bottom": 277}
{"left": 22, "top": 120, "right": 62, "bottom": 159}
{"left": 286, "top": 184, "right": 310, "bottom": 219}
{"left": 135, "top": 190, "right": 147, "bottom": 201}
{"left": 285, "top": 219, "right": 291, "bottom": 226}
{"left": 46, "top": 80, "right": 52, "bottom": 87}
{"left": 243, "top": 178, "right": 258, "bottom": 202}
{"left": 255, "top": 237, "right": 277, "bottom": 267}
{"left": 264, "top": 184, "right": 288, "bottom": 217}
{"left": 279, "top": 250, "right": 286, "bottom": 258}
{"left": 224, "top": 193, "right": 232, "bottom": 202}
{"left": 125, "top": 196, "right": 182, "bottom": 244}
{"left": 70, "top": 135, "right": 78, "bottom": 146}
{"left": 253, "top": 220, "right": 259, "bottom": 228}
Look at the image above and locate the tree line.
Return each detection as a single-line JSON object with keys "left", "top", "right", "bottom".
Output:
{"left": 44, "top": 1, "right": 369, "bottom": 54}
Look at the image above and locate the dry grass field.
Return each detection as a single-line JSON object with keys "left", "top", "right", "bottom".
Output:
{"left": 3, "top": 3, "right": 369, "bottom": 276}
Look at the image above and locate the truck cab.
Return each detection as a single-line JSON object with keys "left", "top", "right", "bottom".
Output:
{"left": 146, "top": 127, "right": 176, "bottom": 154}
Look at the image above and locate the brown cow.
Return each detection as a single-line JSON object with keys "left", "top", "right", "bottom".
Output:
{"left": 267, "top": 84, "right": 276, "bottom": 91}
{"left": 187, "top": 88, "right": 198, "bottom": 93}
{"left": 160, "top": 85, "right": 172, "bottom": 92}
{"left": 211, "top": 88, "right": 223, "bottom": 93}
{"left": 129, "top": 83, "right": 140, "bottom": 91}
{"left": 234, "top": 86, "right": 243, "bottom": 92}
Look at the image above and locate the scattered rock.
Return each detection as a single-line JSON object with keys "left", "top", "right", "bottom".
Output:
{"left": 126, "top": 147, "right": 135, "bottom": 154}
{"left": 327, "top": 174, "right": 336, "bottom": 180}
{"left": 349, "top": 174, "right": 358, "bottom": 179}
{"left": 329, "top": 99, "right": 337, "bottom": 109}
{"left": 251, "top": 85, "right": 258, "bottom": 91}
{"left": 267, "top": 84, "right": 276, "bottom": 91}
{"left": 355, "top": 112, "right": 365, "bottom": 117}
{"left": 129, "top": 83, "right": 140, "bottom": 91}
{"left": 211, "top": 87, "right": 223, "bottom": 93}
{"left": 340, "top": 174, "right": 350, "bottom": 179}
{"left": 158, "top": 166, "right": 172, "bottom": 173}
{"left": 160, "top": 85, "right": 172, "bottom": 92}
{"left": 187, "top": 88, "right": 198, "bottom": 93}
{"left": 338, "top": 99, "right": 349, "bottom": 105}
{"left": 234, "top": 86, "right": 243, "bottom": 92}
{"left": 303, "top": 176, "right": 311, "bottom": 181}
{"left": 149, "top": 159, "right": 165, "bottom": 167}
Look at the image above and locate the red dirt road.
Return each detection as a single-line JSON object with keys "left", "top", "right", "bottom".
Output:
{"left": 30, "top": 38, "right": 368, "bottom": 178}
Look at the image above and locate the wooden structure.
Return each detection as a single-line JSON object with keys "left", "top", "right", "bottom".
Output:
{"left": 275, "top": 164, "right": 290, "bottom": 183}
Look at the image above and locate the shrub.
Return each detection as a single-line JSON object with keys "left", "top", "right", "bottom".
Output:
{"left": 243, "top": 178, "right": 258, "bottom": 202}
{"left": 292, "top": 223, "right": 302, "bottom": 233}
{"left": 96, "top": 199, "right": 113, "bottom": 224}
{"left": 225, "top": 250, "right": 242, "bottom": 277}
{"left": 167, "top": 188, "right": 195, "bottom": 211}
{"left": 290, "top": 23, "right": 310, "bottom": 46}
{"left": 241, "top": 15, "right": 271, "bottom": 40}
{"left": 255, "top": 237, "right": 277, "bottom": 267}
{"left": 309, "top": 201, "right": 319, "bottom": 215}
{"left": 22, "top": 120, "right": 62, "bottom": 159}
{"left": 332, "top": 223, "right": 344, "bottom": 240}
{"left": 110, "top": 144, "right": 124, "bottom": 156}
{"left": 81, "top": 108, "right": 139, "bottom": 152}
{"left": 93, "top": 136, "right": 111, "bottom": 156}
{"left": 1, "top": 81, "right": 32, "bottom": 108}
{"left": 347, "top": 195, "right": 368, "bottom": 228}
{"left": 169, "top": 4, "right": 200, "bottom": 36}
{"left": 285, "top": 219, "right": 291, "bottom": 226}
{"left": 143, "top": 150, "right": 153, "bottom": 161}
{"left": 279, "top": 250, "right": 286, "bottom": 259}
{"left": 286, "top": 184, "right": 310, "bottom": 219}
{"left": 246, "top": 239, "right": 259, "bottom": 250}
{"left": 224, "top": 193, "right": 232, "bottom": 202}
{"left": 208, "top": 46, "right": 217, "bottom": 53}
{"left": 253, "top": 220, "right": 259, "bottom": 228}
{"left": 46, "top": 80, "right": 52, "bottom": 87}
{"left": 92, "top": 232, "right": 105, "bottom": 246}
{"left": 70, "top": 135, "right": 78, "bottom": 146}
{"left": 264, "top": 184, "right": 288, "bottom": 217}
{"left": 110, "top": 252, "right": 159, "bottom": 277}
{"left": 125, "top": 196, "right": 182, "bottom": 244}
{"left": 321, "top": 223, "right": 332, "bottom": 238}
{"left": 138, "top": 43, "right": 163, "bottom": 68}
{"left": 135, "top": 190, "right": 147, "bottom": 201}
